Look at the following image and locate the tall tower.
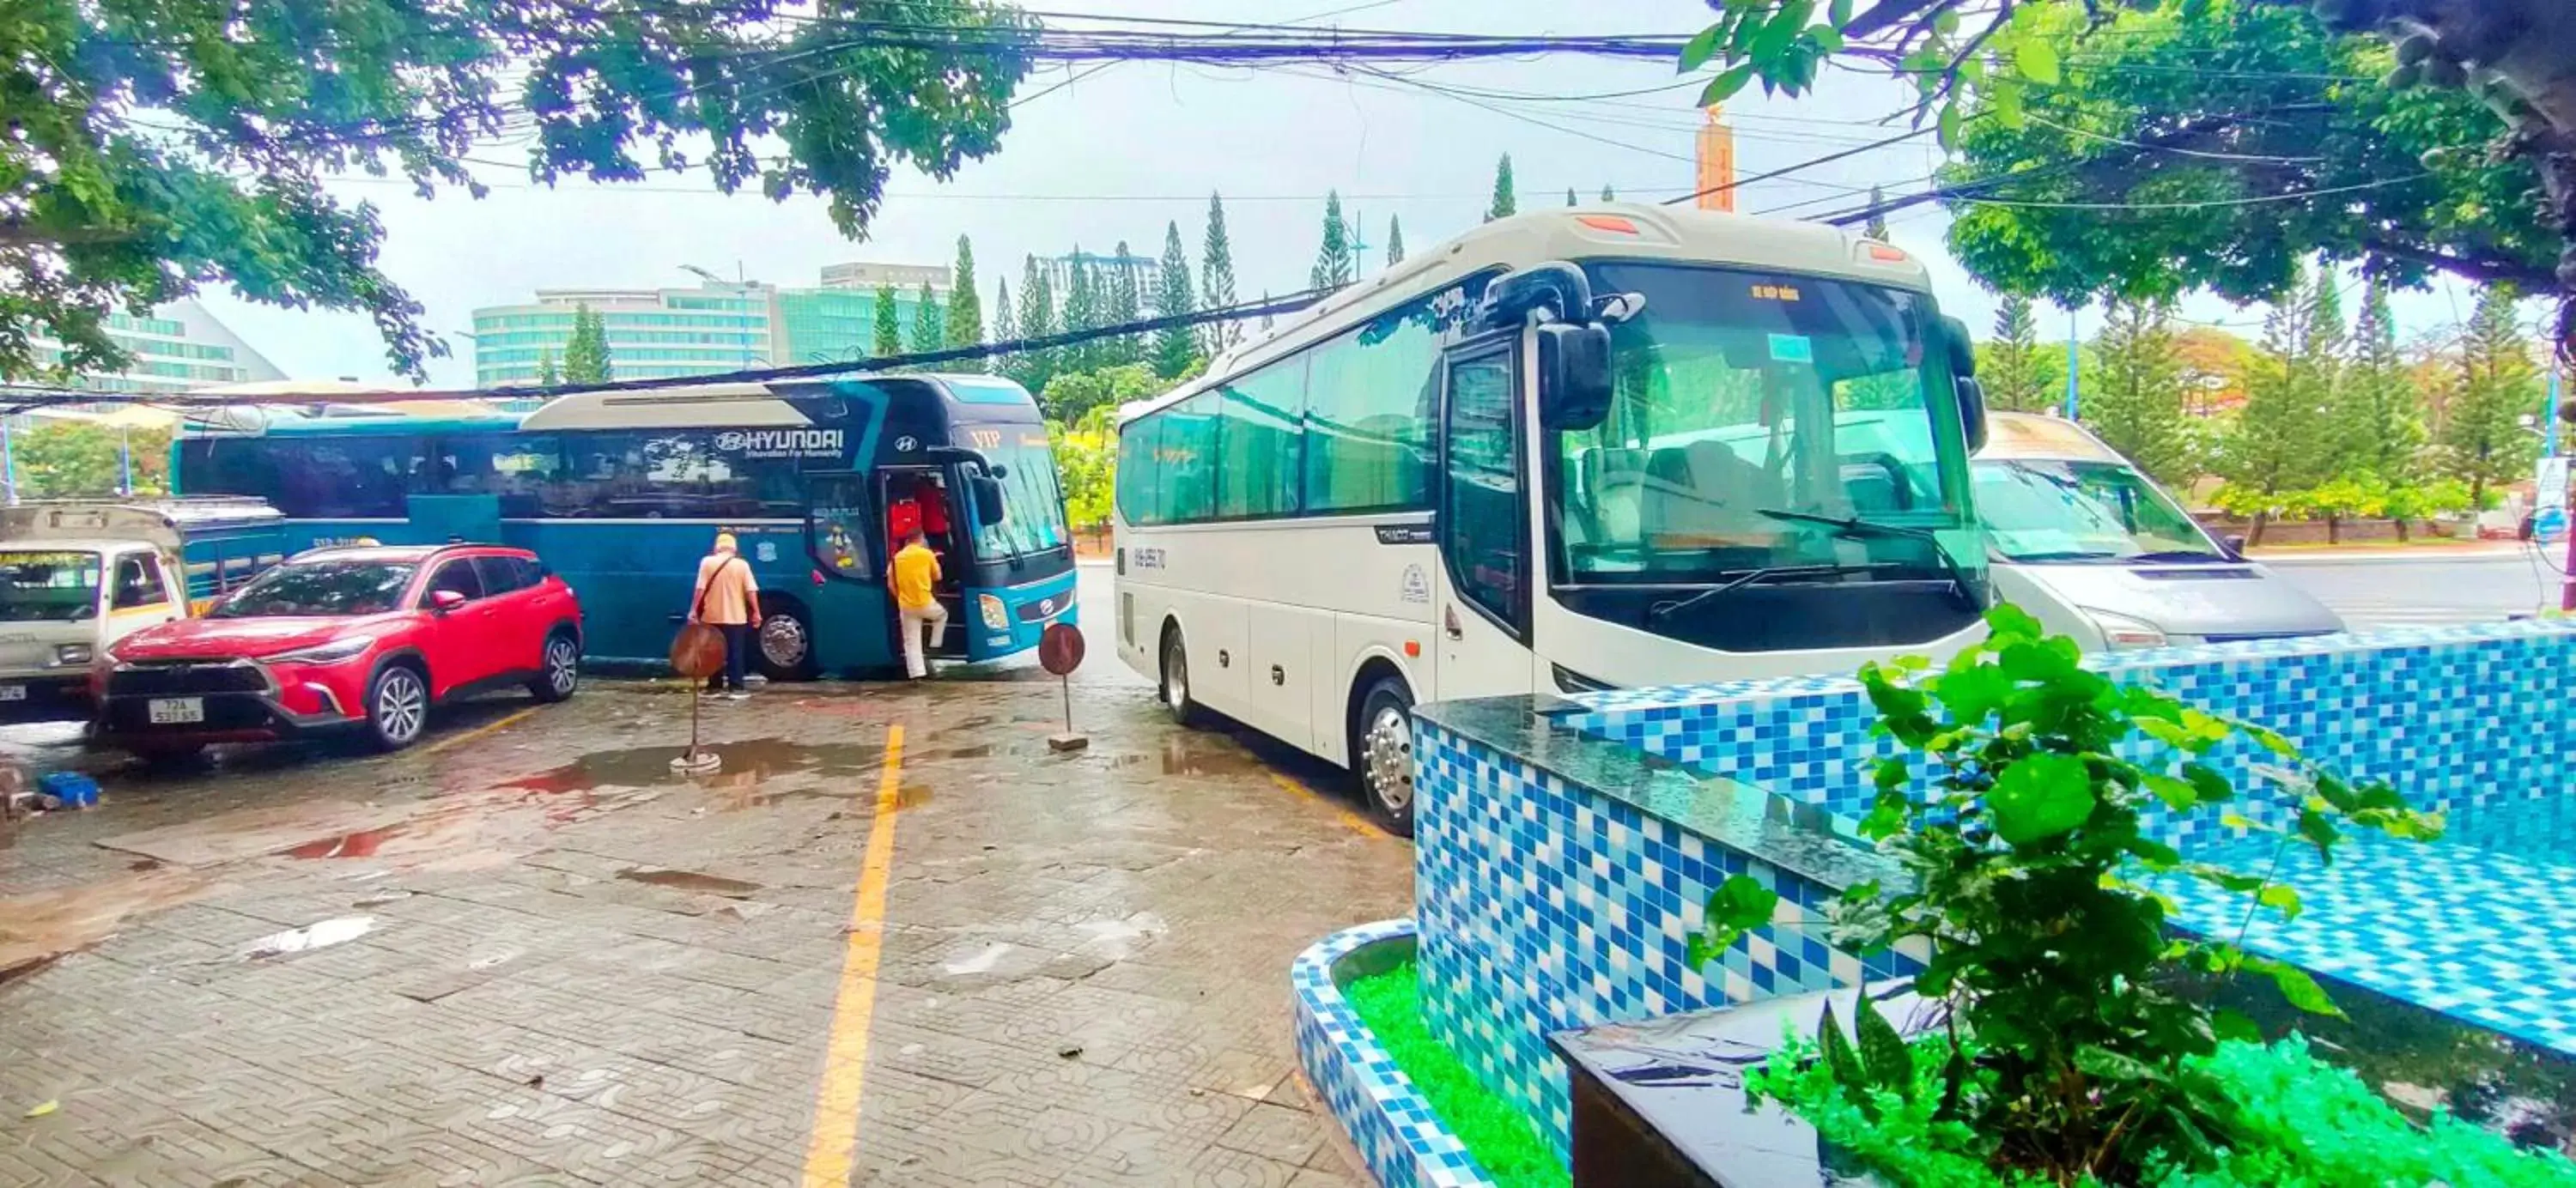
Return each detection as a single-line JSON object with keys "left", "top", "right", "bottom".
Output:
{"left": 1695, "top": 106, "right": 1737, "bottom": 212}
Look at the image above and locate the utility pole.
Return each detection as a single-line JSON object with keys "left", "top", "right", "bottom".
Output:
{"left": 2062, "top": 305, "right": 2081, "bottom": 421}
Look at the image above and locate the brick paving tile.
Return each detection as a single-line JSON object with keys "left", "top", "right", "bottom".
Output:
{"left": 0, "top": 637, "right": 1413, "bottom": 1188}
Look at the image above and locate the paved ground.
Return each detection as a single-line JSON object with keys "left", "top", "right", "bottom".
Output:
{"left": 2262, "top": 546, "right": 2569, "bottom": 628}
{"left": 0, "top": 577, "right": 1411, "bottom": 1185}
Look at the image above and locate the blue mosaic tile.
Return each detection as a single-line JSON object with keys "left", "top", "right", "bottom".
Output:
{"left": 1291, "top": 920, "right": 1496, "bottom": 1188}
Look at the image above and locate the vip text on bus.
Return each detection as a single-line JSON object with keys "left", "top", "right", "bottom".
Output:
{"left": 176, "top": 375, "right": 1078, "bottom": 677}
{"left": 1113, "top": 206, "right": 1993, "bottom": 834}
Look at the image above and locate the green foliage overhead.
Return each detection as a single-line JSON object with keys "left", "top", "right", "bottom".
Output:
{"left": 1, "top": 0, "right": 1033, "bottom": 382}
{"left": 1694, "top": 605, "right": 2443, "bottom": 1184}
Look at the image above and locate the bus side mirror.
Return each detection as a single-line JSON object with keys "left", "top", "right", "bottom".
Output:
{"left": 970, "top": 476, "right": 1006, "bottom": 525}
{"left": 1941, "top": 314, "right": 1988, "bottom": 453}
{"left": 1536, "top": 322, "right": 1613, "bottom": 432}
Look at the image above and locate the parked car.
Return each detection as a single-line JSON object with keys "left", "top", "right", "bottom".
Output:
{"left": 92, "top": 544, "right": 582, "bottom": 760}
{"left": 1974, "top": 413, "right": 2344, "bottom": 650}
{"left": 0, "top": 498, "right": 288, "bottom": 724}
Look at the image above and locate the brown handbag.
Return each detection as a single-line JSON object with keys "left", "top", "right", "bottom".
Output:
{"left": 669, "top": 558, "right": 735, "bottom": 678}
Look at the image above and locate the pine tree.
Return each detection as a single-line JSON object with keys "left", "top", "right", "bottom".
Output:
{"left": 1863, "top": 185, "right": 1891, "bottom": 243}
{"left": 2221, "top": 264, "right": 2339, "bottom": 536}
{"left": 1151, "top": 221, "right": 1200, "bottom": 379}
{"left": 2334, "top": 276, "right": 2426, "bottom": 482}
{"left": 562, "top": 303, "right": 612, "bottom": 383}
{"left": 1486, "top": 155, "right": 1516, "bottom": 221}
{"left": 944, "top": 236, "right": 984, "bottom": 366}
{"left": 1021, "top": 255, "right": 1057, "bottom": 390}
{"left": 1566, "top": 187, "right": 1579, "bottom": 207}
{"left": 1103, "top": 241, "right": 1143, "bottom": 367}
{"left": 992, "top": 276, "right": 1021, "bottom": 383}
{"left": 1601, "top": 185, "right": 1616, "bottom": 202}
{"left": 2082, "top": 298, "right": 2191, "bottom": 483}
{"left": 535, "top": 348, "right": 560, "bottom": 387}
{"left": 872, "top": 283, "right": 902, "bottom": 361}
{"left": 1386, "top": 215, "right": 1406, "bottom": 268}
{"left": 1311, "top": 191, "right": 1355, "bottom": 290}
{"left": 1200, "top": 193, "right": 1239, "bottom": 353}
{"left": 2437, "top": 284, "right": 2543, "bottom": 509}
{"left": 1060, "top": 252, "right": 1098, "bottom": 373}
{"left": 908, "top": 282, "right": 942, "bottom": 360}
{"left": 1983, "top": 294, "right": 2052, "bottom": 413}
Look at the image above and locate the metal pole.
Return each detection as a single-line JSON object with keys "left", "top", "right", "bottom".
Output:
{"left": 2, "top": 415, "right": 16, "bottom": 505}
{"left": 2063, "top": 305, "right": 2081, "bottom": 421}
{"left": 120, "top": 425, "right": 133, "bottom": 494}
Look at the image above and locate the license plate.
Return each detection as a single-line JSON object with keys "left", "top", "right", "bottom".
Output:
{"left": 0, "top": 685, "right": 24, "bottom": 702}
{"left": 148, "top": 697, "right": 204, "bottom": 724}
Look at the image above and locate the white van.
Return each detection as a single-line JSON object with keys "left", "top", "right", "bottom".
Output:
{"left": 0, "top": 500, "right": 284, "bottom": 722}
{"left": 1975, "top": 414, "right": 2343, "bottom": 649}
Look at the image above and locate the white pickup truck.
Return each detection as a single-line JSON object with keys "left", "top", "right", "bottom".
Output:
{"left": 0, "top": 499, "right": 284, "bottom": 724}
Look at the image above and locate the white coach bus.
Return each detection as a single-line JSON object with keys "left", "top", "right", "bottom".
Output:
{"left": 1113, "top": 205, "right": 1993, "bottom": 834}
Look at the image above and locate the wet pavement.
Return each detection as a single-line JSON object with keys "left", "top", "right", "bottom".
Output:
{"left": 0, "top": 579, "right": 1411, "bottom": 1185}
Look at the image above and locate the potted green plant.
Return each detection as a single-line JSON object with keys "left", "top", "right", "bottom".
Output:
{"left": 1690, "top": 605, "right": 2573, "bottom": 1185}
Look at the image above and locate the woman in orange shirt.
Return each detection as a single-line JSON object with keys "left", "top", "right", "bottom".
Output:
{"left": 690, "top": 532, "right": 762, "bottom": 699}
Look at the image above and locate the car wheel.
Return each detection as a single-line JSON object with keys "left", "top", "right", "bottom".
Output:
{"left": 1353, "top": 677, "right": 1416, "bottom": 838}
{"left": 1160, "top": 627, "right": 1207, "bottom": 728}
{"left": 528, "top": 630, "right": 580, "bottom": 703}
{"left": 756, "top": 599, "right": 819, "bottom": 682}
{"left": 365, "top": 664, "right": 429, "bottom": 752}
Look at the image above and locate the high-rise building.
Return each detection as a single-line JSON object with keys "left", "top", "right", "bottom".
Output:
{"left": 1044, "top": 250, "right": 1161, "bottom": 299}
{"left": 471, "top": 266, "right": 949, "bottom": 387}
{"left": 21, "top": 299, "right": 286, "bottom": 395}
{"left": 1695, "top": 106, "right": 1737, "bottom": 213}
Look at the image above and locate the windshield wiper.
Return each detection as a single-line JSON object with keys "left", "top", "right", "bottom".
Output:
{"left": 1755, "top": 508, "right": 1978, "bottom": 606}
{"left": 1646, "top": 563, "right": 1878, "bottom": 624}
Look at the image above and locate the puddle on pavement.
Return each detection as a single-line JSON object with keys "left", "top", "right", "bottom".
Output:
{"left": 1, "top": 868, "right": 214, "bottom": 981}
{"left": 1072, "top": 912, "right": 1166, "bottom": 961}
{"left": 1105, "top": 737, "right": 1265, "bottom": 779}
{"left": 943, "top": 942, "right": 1019, "bottom": 976}
{"left": 617, "top": 867, "right": 761, "bottom": 898}
{"left": 286, "top": 825, "right": 407, "bottom": 860}
{"left": 242, "top": 916, "right": 375, "bottom": 960}
{"left": 505, "top": 738, "right": 884, "bottom": 797}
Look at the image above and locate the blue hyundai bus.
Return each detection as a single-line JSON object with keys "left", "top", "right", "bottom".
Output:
{"left": 172, "top": 376, "right": 1078, "bottom": 677}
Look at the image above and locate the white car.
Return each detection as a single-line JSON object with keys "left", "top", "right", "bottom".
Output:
{"left": 0, "top": 539, "right": 191, "bottom": 722}
{"left": 1974, "top": 413, "right": 2344, "bottom": 650}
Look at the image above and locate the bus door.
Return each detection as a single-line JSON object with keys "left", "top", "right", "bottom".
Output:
{"left": 878, "top": 467, "right": 967, "bottom": 658}
{"left": 1435, "top": 340, "right": 1537, "bottom": 700}
{"left": 803, "top": 474, "right": 896, "bottom": 675}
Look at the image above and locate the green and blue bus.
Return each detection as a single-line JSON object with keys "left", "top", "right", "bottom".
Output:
{"left": 173, "top": 376, "right": 1078, "bottom": 677}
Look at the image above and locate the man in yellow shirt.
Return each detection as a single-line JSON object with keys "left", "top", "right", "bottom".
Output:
{"left": 890, "top": 529, "right": 945, "bottom": 679}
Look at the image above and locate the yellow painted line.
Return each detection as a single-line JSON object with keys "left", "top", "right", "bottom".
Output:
{"left": 800, "top": 723, "right": 908, "bottom": 1188}
{"left": 1270, "top": 772, "right": 1383, "bottom": 840}
{"left": 421, "top": 706, "right": 540, "bottom": 755}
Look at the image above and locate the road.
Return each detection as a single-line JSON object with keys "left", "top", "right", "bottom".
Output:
{"left": 2262, "top": 547, "right": 2568, "bottom": 629}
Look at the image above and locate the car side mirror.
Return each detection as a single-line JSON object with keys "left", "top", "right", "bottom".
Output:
{"left": 2222, "top": 534, "right": 2249, "bottom": 559}
{"left": 970, "top": 476, "right": 1007, "bottom": 525}
{"left": 1535, "top": 321, "right": 1614, "bottom": 432}
{"left": 430, "top": 589, "right": 469, "bottom": 613}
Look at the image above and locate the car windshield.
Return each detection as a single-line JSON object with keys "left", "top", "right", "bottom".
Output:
{"left": 974, "top": 430, "right": 1072, "bottom": 559}
{"left": 0, "top": 551, "right": 102, "bottom": 622}
{"left": 1973, "top": 459, "right": 2221, "bottom": 562}
{"left": 1555, "top": 261, "right": 1975, "bottom": 583}
{"left": 212, "top": 561, "right": 417, "bottom": 617}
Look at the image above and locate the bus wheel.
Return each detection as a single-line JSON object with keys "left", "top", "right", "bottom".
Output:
{"left": 1355, "top": 677, "right": 1416, "bottom": 838}
{"left": 1159, "top": 627, "right": 1208, "bottom": 728}
{"left": 756, "top": 599, "right": 819, "bottom": 682}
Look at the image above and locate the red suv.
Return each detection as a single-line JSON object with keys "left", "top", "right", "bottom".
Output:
{"left": 94, "top": 545, "right": 582, "bottom": 758}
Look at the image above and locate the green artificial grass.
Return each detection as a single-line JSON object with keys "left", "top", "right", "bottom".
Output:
{"left": 1747, "top": 1028, "right": 2576, "bottom": 1188}
{"left": 1341, "top": 959, "right": 1571, "bottom": 1188}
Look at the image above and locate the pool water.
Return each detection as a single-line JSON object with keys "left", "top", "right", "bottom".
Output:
{"left": 2165, "top": 791, "right": 2576, "bottom": 1060}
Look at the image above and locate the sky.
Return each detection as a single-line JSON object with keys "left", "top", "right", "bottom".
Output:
{"left": 199, "top": 0, "right": 2500, "bottom": 390}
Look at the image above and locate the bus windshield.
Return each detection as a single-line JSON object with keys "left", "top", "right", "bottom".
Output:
{"left": 1555, "top": 261, "right": 1969, "bottom": 584}
{"left": 977, "top": 433, "right": 1071, "bottom": 558}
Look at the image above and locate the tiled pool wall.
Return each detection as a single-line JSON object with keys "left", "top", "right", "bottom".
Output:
{"left": 1562, "top": 621, "right": 2576, "bottom": 846}
{"left": 1413, "top": 719, "right": 1926, "bottom": 1157}
{"left": 1398, "top": 621, "right": 2576, "bottom": 1164}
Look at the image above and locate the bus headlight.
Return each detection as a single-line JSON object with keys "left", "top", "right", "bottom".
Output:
{"left": 978, "top": 594, "right": 1009, "bottom": 631}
